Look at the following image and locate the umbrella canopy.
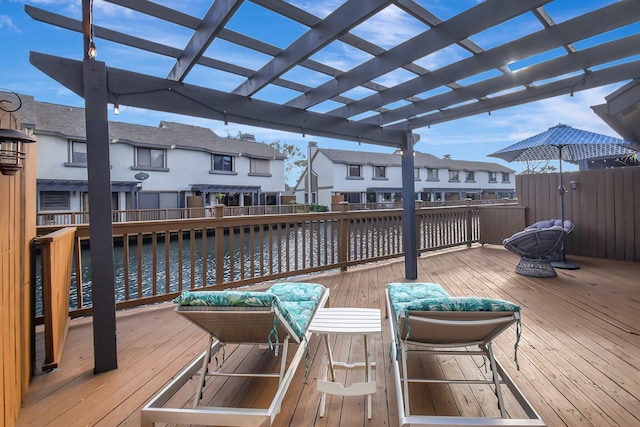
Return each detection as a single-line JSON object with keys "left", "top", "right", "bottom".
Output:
{"left": 488, "top": 124, "right": 636, "bottom": 163}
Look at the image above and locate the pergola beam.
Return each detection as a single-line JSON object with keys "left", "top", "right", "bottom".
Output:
{"left": 329, "top": 0, "right": 640, "bottom": 121}
{"left": 363, "top": 34, "right": 640, "bottom": 127}
{"left": 29, "top": 52, "right": 408, "bottom": 148}
{"left": 167, "top": 0, "right": 244, "bottom": 82}
{"left": 392, "top": 60, "right": 640, "bottom": 130}
{"left": 285, "top": 0, "right": 550, "bottom": 109}
{"left": 232, "top": 0, "right": 390, "bottom": 97}
{"left": 25, "top": 5, "right": 377, "bottom": 110}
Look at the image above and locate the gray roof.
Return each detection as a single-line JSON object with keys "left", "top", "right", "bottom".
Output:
{"left": 24, "top": 97, "right": 284, "bottom": 159}
{"left": 318, "top": 148, "right": 514, "bottom": 173}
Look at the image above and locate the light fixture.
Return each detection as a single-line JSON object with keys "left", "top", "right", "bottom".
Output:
{"left": 0, "top": 128, "right": 37, "bottom": 175}
{"left": 0, "top": 90, "right": 36, "bottom": 175}
{"left": 86, "top": 0, "right": 97, "bottom": 59}
{"left": 87, "top": 40, "right": 97, "bottom": 59}
{"left": 570, "top": 180, "right": 579, "bottom": 190}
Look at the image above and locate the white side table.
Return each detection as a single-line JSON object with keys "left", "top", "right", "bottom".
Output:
{"left": 308, "top": 307, "right": 382, "bottom": 419}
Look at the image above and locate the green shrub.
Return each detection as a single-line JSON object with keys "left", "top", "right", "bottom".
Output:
{"left": 309, "top": 204, "right": 328, "bottom": 212}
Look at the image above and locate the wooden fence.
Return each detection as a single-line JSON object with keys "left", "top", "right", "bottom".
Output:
{"left": 517, "top": 167, "right": 640, "bottom": 262}
{"left": 0, "top": 108, "right": 36, "bottom": 427}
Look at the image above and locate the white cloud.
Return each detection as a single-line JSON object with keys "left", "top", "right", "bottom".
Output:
{"left": 0, "top": 15, "right": 20, "bottom": 33}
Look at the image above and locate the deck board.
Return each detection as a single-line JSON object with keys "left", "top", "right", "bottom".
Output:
{"left": 17, "top": 245, "right": 640, "bottom": 427}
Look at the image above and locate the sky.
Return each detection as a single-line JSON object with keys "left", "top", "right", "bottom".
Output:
{"left": 1, "top": 0, "right": 637, "bottom": 183}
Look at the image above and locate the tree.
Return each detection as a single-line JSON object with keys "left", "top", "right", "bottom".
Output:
{"left": 269, "top": 140, "right": 306, "bottom": 184}
{"left": 522, "top": 159, "right": 557, "bottom": 173}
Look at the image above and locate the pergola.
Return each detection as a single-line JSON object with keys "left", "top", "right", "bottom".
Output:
{"left": 26, "top": 0, "right": 640, "bottom": 372}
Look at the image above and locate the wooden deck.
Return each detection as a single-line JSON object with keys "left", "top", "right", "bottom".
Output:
{"left": 17, "top": 245, "right": 640, "bottom": 426}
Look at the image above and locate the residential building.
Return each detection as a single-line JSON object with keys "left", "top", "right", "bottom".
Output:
{"left": 295, "top": 142, "right": 515, "bottom": 209}
{"left": 13, "top": 94, "right": 286, "bottom": 215}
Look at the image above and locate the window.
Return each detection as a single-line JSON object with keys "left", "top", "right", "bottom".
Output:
{"left": 71, "top": 140, "right": 87, "bottom": 163}
{"left": 427, "top": 168, "right": 438, "bottom": 180}
{"left": 449, "top": 170, "right": 460, "bottom": 181}
{"left": 414, "top": 168, "right": 420, "bottom": 180}
{"left": 136, "top": 147, "right": 165, "bottom": 168}
{"left": 502, "top": 172, "right": 510, "bottom": 182}
{"left": 373, "top": 165, "right": 386, "bottom": 178}
{"left": 465, "top": 171, "right": 475, "bottom": 182}
{"left": 213, "top": 154, "right": 233, "bottom": 172}
{"left": 489, "top": 172, "right": 497, "bottom": 182}
{"left": 347, "top": 164, "right": 361, "bottom": 178}
{"left": 250, "top": 158, "right": 270, "bottom": 175}
{"left": 40, "top": 191, "right": 70, "bottom": 211}
{"left": 344, "top": 192, "right": 361, "bottom": 203}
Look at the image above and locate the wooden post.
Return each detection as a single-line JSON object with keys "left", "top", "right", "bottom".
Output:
{"left": 401, "top": 133, "right": 417, "bottom": 279}
{"left": 338, "top": 201, "right": 349, "bottom": 270}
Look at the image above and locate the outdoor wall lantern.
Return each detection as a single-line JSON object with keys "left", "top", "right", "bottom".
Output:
{"left": 1, "top": 90, "right": 36, "bottom": 175}
{"left": 0, "top": 128, "right": 36, "bottom": 175}
{"left": 570, "top": 180, "right": 579, "bottom": 190}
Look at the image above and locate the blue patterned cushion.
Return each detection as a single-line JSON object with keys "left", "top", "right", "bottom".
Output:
{"left": 402, "top": 296, "right": 520, "bottom": 314}
{"left": 174, "top": 290, "right": 277, "bottom": 307}
{"left": 279, "top": 300, "right": 318, "bottom": 335}
{"left": 267, "top": 282, "right": 326, "bottom": 304}
{"left": 174, "top": 283, "right": 326, "bottom": 340}
{"left": 387, "top": 282, "right": 450, "bottom": 315}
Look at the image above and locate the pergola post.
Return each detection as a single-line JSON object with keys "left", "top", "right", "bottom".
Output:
{"left": 82, "top": 0, "right": 117, "bottom": 373}
{"left": 401, "top": 132, "right": 417, "bottom": 279}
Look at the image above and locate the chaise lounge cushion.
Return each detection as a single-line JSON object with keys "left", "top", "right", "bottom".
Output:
{"left": 174, "top": 290, "right": 277, "bottom": 307}
{"left": 266, "top": 282, "right": 326, "bottom": 303}
{"left": 174, "top": 282, "right": 327, "bottom": 340}
{"left": 401, "top": 296, "right": 520, "bottom": 316}
{"left": 387, "top": 282, "right": 450, "bottom": 314}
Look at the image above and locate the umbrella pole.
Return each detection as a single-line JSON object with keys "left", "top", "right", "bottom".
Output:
{"left": 552, "top": 145, "right": 579, "bottom": 270}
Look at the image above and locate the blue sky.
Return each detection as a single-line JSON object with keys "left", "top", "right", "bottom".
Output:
{"left": 1, "top": 0, "right": 637, "bottom": 181}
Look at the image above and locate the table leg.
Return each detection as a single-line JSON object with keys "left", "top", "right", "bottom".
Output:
{"left": 364, "top": 334, "right": 372, "bottom": 419}
{"left": 324, "top": 334, "right": 335, "bottom": 381}
{"left": 320, "top": 334, "right": 334, "bottom": 417}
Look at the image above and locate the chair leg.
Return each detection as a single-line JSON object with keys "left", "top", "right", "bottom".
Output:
{"left": 401, "top": 343, "right": 411, "bottom": 416}
{"left": 516, "top": 257, "right": 557, "bottom": 277}
{"left": 485, "top": 343, "right": 506, "bottom": 418}
{"left": 193, "top": 334, "right": 215, "bottom": 408}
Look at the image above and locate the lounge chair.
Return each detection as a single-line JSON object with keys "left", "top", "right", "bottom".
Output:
{"left": 386, "top": 282, "right": 545, "bottom": 426}
{"left": 525, "top": 219, "right": 574, "bottom": 263}
{"left": 502, "top": 223, "right": 567, "bottom": 277}
{"left": 141, "top": 282, "right": 329, "bottom": 427}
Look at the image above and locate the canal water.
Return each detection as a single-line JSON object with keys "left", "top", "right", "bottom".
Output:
{"left": 35, "top": 225, "right": 340, "bottom": 316}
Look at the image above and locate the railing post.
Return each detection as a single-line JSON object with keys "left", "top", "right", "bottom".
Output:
{"left": 338, "top": 201, "right": 349, "bottom": 271}
{"left": 466, "top": 208, "right": 473, "bottom": 247}
{"left": 415, "top": 200, "right": 423, "bottom": 255}
{"left": 212, "top": 205, "right": 226, "bottom": 284}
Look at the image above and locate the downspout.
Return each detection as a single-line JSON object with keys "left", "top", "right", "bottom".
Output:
{"left": 307, "top": 141, "right": 317, "bottom": 204}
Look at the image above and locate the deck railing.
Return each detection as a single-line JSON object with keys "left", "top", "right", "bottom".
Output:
{"left": 36, "top": 204, "right": 303, "bottom": 225}
{"left": 36, "top": 199, "right": 513, "bottom": 226}
{"left": 35, "top": 205, "right": 485, "bottom": 321}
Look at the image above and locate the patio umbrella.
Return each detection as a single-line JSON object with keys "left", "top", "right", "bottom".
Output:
{"left": 488, "top": 123, "right": 637, "bottom": 269}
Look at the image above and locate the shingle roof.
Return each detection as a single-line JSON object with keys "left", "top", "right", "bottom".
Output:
{"left": 26, "top": 97, "right": 284, "bottom": 159}
{"left": 318, "top": 148, "right": 514, "bottom": 173}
